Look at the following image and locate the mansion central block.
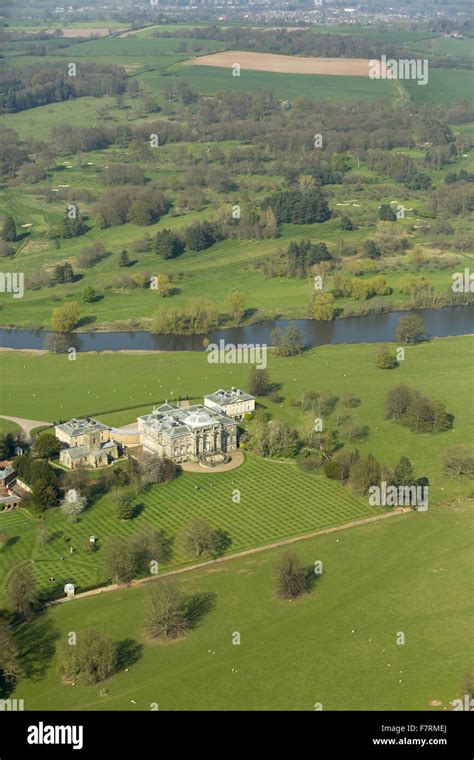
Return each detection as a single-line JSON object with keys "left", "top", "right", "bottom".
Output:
{"left": 55, "top": 388, "right": 255, "bottom": 468}
{"left": 139, "top": 404, "right": 236, "bottom": 463}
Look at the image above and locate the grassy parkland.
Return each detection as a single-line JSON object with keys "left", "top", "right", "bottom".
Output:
{"left": 1, "top": 335, "right": 472, "bottom": 603}
{"left": 1, "top": 335, "right": 473, "bottom": 501}
{"left": 0, "top": 152, "right": 471, "bottom": 330}
{"left": 0, "top": 454, "right": 378, "bottom": 602}
{"left": 1, "top": 17, "right": 472, "bottom": 716}
{"left": 0, "top": 26, "right": 473, "bottom": 333}
{"left": 5, "top": 499, "right": 472, "bottom": 710}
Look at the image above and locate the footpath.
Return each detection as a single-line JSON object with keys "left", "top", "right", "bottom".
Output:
{"left": 47, "top": 507, "right": 411, "bottom": 606}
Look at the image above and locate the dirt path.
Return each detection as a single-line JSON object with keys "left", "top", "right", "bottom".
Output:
{"left": 393, "top": 77, "right": 410, "bottom": 107}
{"left": 48, "top": 507, "right": 411, "bottom": 606}
{"left": 0, "top": 415, "right": 51, "bottom": 440}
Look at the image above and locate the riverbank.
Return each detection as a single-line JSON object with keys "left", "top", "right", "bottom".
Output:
{"left": 1, "top": 297, "right": 472, "bottom": 336}
{"left": 0, "top": 305, "right": 473, "bottom": 353}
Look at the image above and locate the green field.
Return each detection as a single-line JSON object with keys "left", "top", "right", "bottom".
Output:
{"left": 1, "top": 52, "right": 186, "bottom": 70}
{"left": 308, "top": 26, "right": 439, "bottom": 45}
{"left": 132, "top": 24, "right": 217, "bottom": 37}
{"left": 404, "top": 68, "right": 474, "bottom": 105}
{"left": 0, "top": 97, "right": 131, "bottom": 141}
{"left": 0, "top": 453, "right": 378, "bottom": 601}
{"left": 142, "top": 64, "right": 399, "bottom": 103}
{"left": 52, "top": 36, "right": 225, "bottom": 58}
{"left": 6, "top": 499, "right": 472, "bottom": 710}
{"left": 412, "top": 36, "right": 474, "bottom": 60}
{"left": 152, "top": 64, "right": 473, "bottom": 108}
{"left": 1, "top": 336, "right": 473, "bottom": 503}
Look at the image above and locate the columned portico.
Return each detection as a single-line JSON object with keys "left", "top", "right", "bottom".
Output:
{"left": 137, "top": 404, "right": 238, "bottom": 464}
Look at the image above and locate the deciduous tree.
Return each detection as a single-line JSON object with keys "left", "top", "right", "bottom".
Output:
{"left": 0, "top": 620, "right": 23, "bottom": 684}
{"left": 6, "top": 563, "right": 37, "bottom": 619}
{"left": 312, "top": 292, "right": 336, "bottom": 321}
{"left": 60, "top": 489, "right": 87, "bottom": 519}
{"left": 32, "top": 432, "right": 61, "bottom": 460}
{"left": 277, "top": 551, "right": 307, "bottom": 599}
{"left": 248, "top": 367, "right": 271, "bottom": 397}
{"left": 442, "top": 446, "right": 474, "bottom": 478}
{"left": 179, "top": 517, "right": 228, "bottom": 558}
{"left": 396, "top": 315, "right": 427, "bottom": 345}
{"left": 51, "top": 301, "right": 81, "bottom": 333}
{"left": 226, "top": 290, "right": 246, "bottom": 323}
{"left": 146, "top": 581, "right": 188, "bottom": 639}
{"left": 58, "top": 629, "right": 118, "bottom": 685}
{"left": 2, "top": 215, "right": 16, "bottom": 242}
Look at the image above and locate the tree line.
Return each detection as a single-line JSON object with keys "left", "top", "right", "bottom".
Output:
{"left": 0, "top": 63, "right": 127, "bottom": 114}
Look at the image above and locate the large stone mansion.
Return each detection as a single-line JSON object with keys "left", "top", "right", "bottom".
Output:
{"left": 55, "top": 388, "right": 255, "bottom": 469}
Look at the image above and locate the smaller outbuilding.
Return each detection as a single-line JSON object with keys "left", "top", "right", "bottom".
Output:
{"left": 64, "top": 583, "right": 75, "bottom": 599}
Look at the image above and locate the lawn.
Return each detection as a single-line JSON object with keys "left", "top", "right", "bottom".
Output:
{"left": 6, "top": 498, "right": 473, "bottom": 710}
{"left": 0, "top": 418, "right": 21, "bottom": 436}
{"left": 0, "top": 454, "right": 378, "bottom": 602}
{"left": 1, "top": 336, "right": 473, "bottom": 503}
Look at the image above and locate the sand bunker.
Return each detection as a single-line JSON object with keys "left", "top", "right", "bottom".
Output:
{"left": 185, "top": 50, "right": 374, "bottom": 77}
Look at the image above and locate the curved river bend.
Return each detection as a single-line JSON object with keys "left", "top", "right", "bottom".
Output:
{"left": 0, "top": 306, "right": 472, "bottom": 353}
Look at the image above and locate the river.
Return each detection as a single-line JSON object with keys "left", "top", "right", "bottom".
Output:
{"left": 0, "top": 306, "right": 472, "bottom": 353}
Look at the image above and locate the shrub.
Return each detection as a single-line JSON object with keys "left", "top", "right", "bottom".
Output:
{"left": 375, "top": 345, "right": 398, "bottom": 369}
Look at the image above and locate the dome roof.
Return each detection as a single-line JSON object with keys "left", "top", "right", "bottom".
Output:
{"left": 186, "top": 412, "right": 214, "bottom": 428}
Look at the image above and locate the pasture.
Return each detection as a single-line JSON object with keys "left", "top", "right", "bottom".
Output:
{"left": 54, "top": 36, "right": 225, "bottom": 58}
{"left": 0, "top": 97, "right": 126, "bottom": 141}
{"left": 412, "top": 35, "right": 474, "bottom": 61}
{"left": 403, "top": 68, "right": 474, "bottom": 106}
{"left": 143, "top": 64, "right": 398, "bottom": 102}
{"left": 5, "top": 498, "right": 472, "bottom": 710}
